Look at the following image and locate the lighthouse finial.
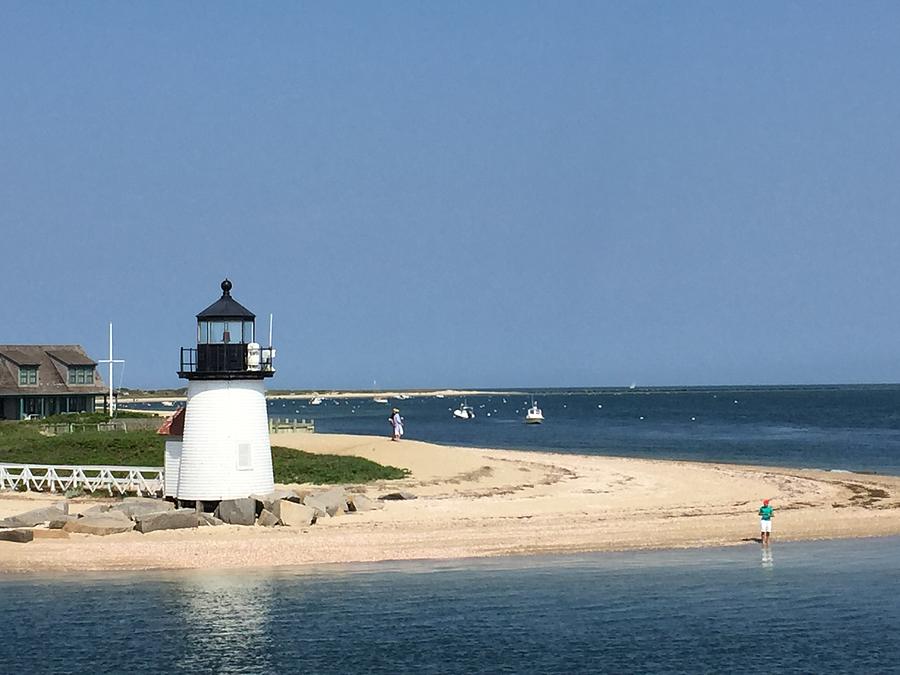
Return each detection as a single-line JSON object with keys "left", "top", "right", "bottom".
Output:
{"left": 221, "top": 278, "right": 232, "bottom": 295}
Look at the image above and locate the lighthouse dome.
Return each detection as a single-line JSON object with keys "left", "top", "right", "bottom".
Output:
{"left": 196, "top": 278, "right": 255, "bottom": 320}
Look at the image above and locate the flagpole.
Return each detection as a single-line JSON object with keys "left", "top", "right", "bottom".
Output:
{"left": 99, "top": 322, "right": 125, "bottom": 417}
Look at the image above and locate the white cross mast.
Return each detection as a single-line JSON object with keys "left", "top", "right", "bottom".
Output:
{"left": 98, "top": 322, "right": 125, "bottom": 417}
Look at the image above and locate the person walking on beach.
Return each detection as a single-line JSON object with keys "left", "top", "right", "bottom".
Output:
{"left": 759, "top": 499, "right": 774, "bottom": 544}
{"left": 389, "top": 407, "right": 404, "bottom": 441}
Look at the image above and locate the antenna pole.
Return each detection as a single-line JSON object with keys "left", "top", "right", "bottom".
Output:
{"left": 268, "top": 313, "right": 273, "bottom": 347}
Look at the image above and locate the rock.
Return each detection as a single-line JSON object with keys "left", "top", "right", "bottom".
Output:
{"left": 110, "top": 497, "right": 175, "bottom": 519}
{"left": 80, "top": 504, "right": 112, "bottom": 517}
{"left": 134, "top": 509, "right": 200, "bottom": 534}
{"left": 378, "top": 491, "right": 417, "bottom": 501}
{"left": 198, "top": 513, "right": 224, "bottom": 527}
{"left": 0, "top": 529, "right": 34, "bottom": 543}
{"left": 269, "top": 488, "right": 302, "bottom": 503}
{"left": 252, "top": 489, "right": 303, "bottom": 517}
{"left": 256, "top": 509, "right": 281, "bottom": 527}
{"left": 31, "top": 529, "right": 69, "bottom": 540}
{"left": 348, "top": 493, "right": 384, "bottom": 512}
{"left": 278, "top": 500, "right": 317, "bottom": 527}
{"left": 48, "top": 515, "right": 80, "bottom": 529}
{"left": 92, "top": 509, "right": 133, "bottom": 523}
{"left": 304, "top": 488, "right": 349, "bottom": 518}
{"left": 214, "top": 498, "right": 257, "bottom": 526}
{"left": 0, "top": 502, "right": 69, "bottom": 528}
{"left": 63, "top": 515, "right": 135, "bottom": 536}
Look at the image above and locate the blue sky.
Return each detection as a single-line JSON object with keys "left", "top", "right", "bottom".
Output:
{"left": 2, "top": 2, "right": 899, "bottom": 389}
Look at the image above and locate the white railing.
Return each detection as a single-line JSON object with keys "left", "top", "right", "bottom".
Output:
{"left": 268, "top": 417, "right": 315, "bottom": 433}
{"left": 0, "top": 463, "right": 164, "bottom": 496}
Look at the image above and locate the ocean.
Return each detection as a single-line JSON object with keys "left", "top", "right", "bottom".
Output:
{"left": 90, "top": 385, "right": 900, "bottom": 672}
{"left": 256, "top": 385, "right": 900, "bottom": 475}
{"left": 3, "top": 537, "right": 900, "bottom": 674}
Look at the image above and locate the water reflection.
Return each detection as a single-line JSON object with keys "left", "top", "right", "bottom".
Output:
{"left": 761, "top": 544, "right": 774, "bottom": 570}
{"left": 169, "top": 572, "right": 276, "bottom": 674}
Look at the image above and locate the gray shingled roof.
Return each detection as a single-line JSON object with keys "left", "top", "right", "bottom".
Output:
{"left": 0, "top": 349, "right": 39, "bottom": 366}
{"left": 0, "top": 345, "right": 106, "bottom": 396}
{"left": 46, "top": 349, "right": 97, "bottom": 366}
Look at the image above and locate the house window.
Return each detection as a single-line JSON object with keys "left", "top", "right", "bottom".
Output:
{"left": 68, "top": 366, "right": 94, "bottom": 385}
{"left": 19, "top": 366, "right": 38, "bottom": 386}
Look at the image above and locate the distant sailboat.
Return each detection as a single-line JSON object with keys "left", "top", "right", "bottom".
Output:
{"left": 310, "top": 397, "right": 323, "bottom": 405}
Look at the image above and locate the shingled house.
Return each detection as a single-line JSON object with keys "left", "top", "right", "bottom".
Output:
{"left": 0, "top": 345, "right": 107, "bottom": 420}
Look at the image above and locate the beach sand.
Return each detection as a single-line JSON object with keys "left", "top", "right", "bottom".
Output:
{"left": 2, "top": 433, "right": 899, "bottom": 573}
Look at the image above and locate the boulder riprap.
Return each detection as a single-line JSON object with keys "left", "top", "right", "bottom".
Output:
{"left": 251, "top": 489, "right": 303, "bottom": 516}
{"left": 134, "top": 509, "right": 201, "bottom": 534}
{"left": 303, "top": 488, "right": 349, "bottom": 518}
{"left": 278, "top": 500, "right": 317, "bottom": 527}
{"left": 214, "top": 498, "right": 257, "bottom": 526}
{"left": 378, "top": 491, "right": 417, "bottom": 501}
{"left": 198, "top": 513, "right": 225, "bottom": 527}
{"left": 48, "top": 515, "right": 79, "bottom": 529}
{"left": 0, "top": 529, "right": 34, "bottom": 543}
{"left": 0, "top": 502, "right": 69, "bottom": 528}
{"left": 348, "top": 493, "right": 384, "bottom": 512}
{"left": 110, "top": 497, "right": 175, "bottom": 519}
{"left": 63, "top": 513, "right": 135, "bottom": 536}
{"left": 256, "top": 509, "right": 281, "bottom": 527}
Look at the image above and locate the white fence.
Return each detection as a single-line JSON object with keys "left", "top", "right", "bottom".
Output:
{"left": 0, "top": 463, "right": 164, "bottom": 496}
{"left": 269, "top": 417, "right": 315, "bottom": 433}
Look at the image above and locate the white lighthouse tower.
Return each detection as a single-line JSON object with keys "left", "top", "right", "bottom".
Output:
{"left": 167, "top": 279, "right": 276, "bottom": 503}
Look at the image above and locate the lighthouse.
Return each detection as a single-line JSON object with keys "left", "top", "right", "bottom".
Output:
{"left": 166, "top": 279, "right": 275, "bottom": 503}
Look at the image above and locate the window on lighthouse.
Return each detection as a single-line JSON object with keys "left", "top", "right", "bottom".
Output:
{"left": 208, "top": 322, "right": 228, "bottom": 344}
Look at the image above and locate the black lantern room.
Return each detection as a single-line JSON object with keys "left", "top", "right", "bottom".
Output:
{"left": 178, "top": 279, "right": 275, "bottom": 380}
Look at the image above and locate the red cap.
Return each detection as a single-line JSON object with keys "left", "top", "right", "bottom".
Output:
{"left": 763, "top": 499, "right": 770, "bottom": 505}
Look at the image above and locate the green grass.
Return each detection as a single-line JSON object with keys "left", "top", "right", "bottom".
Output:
{"left": 271, "top": 446, "right": 408, "bottom": 484}
{"left": 0, "top": 427, "right": 165, "bottom": 466}
{"left": 0, "top": 415, "right": 408, "bottom": 484}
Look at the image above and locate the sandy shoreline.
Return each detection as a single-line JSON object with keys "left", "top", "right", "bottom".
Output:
{"left": 2, "top": 433, "right": 899, "bottom": 573}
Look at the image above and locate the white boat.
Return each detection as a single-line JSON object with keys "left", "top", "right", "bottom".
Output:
{"left": 373, "top": 397, "right": 389, "bottom": 404}
{"left": 525, "top": 399, "right": 544, "bottom": 424}
{"left": 310, "top": 397, "right": 323, "bottom": 405}
{"left": 453, "top": 402, "right": 475, "bottom": 420}
{"left": 397, "top": 393, "right": 411, "bottom": 400}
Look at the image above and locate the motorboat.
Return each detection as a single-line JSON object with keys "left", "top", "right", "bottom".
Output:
{"left": 525, "top": 400, "right": 544, "bottom": 424}
{"left": 373, "top": 397, "right": 389, "bottom": 404}
{"left": 453, "top": 402, "right": 476, "bottom": 420}
{"left": 310, "top": 397, "right": 323, "bottom": 405}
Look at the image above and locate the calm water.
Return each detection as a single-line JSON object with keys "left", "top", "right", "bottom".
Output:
{"left": 255, "top": 385, "right": 900, "bottom": 474}
{"left": 3, "top": 537, "right": 900, "bottom": 674}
